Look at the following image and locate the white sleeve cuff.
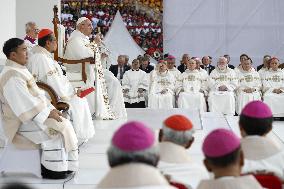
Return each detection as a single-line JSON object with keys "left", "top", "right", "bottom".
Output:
{"left": 33, "top": 105, "right": 52, "bottom": 124}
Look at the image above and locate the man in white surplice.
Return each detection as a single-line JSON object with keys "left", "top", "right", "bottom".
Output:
{"left": 0, "top": 38, "right": 78, "bottom": 179}
{"left": 148, "top": 60, "right": 176, "bottom": 109}
{"left": 28, "top": 29, "right": 95, "bottom": 142}
{"left": 208, "top": 57, "right": 237, "bottom": 115}
{"left": 262, "top": 57, "right": 284, "bottom": 117}
{"left": 122, "top": 59, "right": 148, "bottom": 108}
{"left": 177, "top": 59, "right": 207, "bottom": 111}
{"left": 158, "top": 115, "right": 209, "bottom": 189}
{"left": 64, "top": 17, "right": 126, "bottom": 119}
{"left": 236, "top": 58, "right": 261, "bottom": 115}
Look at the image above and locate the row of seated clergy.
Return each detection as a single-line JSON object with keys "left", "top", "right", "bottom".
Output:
{"left": 137, "top": 57, "right": 284, "bottom": 117}
{"left": 27, "top": 29, "right": 95, "bottom": 142}
{"left": 63, "top": 17, "right": 127, "bottom": 119}
{"left": 0, "top": 38, "right": 79, "bottom": 179}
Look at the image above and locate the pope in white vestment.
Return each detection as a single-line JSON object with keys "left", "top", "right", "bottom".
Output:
{"left": 148, "top": 61, "right": 176, "bottom": 109}
{"left": 0, "top": 39, "right": 78, "bottom": 176}
{"left": 28, "top": 36, "right": 95, "bottom": 142}
{"left": 208, "top": 57, "right": 237, "bottom": 115}
{"left": 262, "top": 58, "right": 284, "bottom": 117}
{"left": 122, "top": 59, "right": 148, "bottom": 108}
{"left": 236, "top": 59, "right": 261, "bottom": 114}
{"left": 63, "top": 17, "right": 126, "bottom": 119}
{"left": 177, "top": 59, "right": 207, "bottom": 111}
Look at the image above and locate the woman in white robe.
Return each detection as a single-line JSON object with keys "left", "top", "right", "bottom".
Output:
{"left": 148, "top": 61, "right": 176, "bottom": 109}
{"left": 177, "top": 59, "right": 207, "bottom": 111}
{"left": 122, "top": 59, "right": 148, "bottom": 108}
{"left": 262, "top": 57, "right": 284, "bottom": 117}
{"left": 236, "top": 58, "right": 261, "bottom": 114}
{"left": 208, "top": 57, "right": 238, "bottom": 115}
{"left": 28, "top": 43, "right": 95, "bottom": 142}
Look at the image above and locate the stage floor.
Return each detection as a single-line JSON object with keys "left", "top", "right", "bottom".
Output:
{"left": 1, "top": 108, "right": 284, "bottom": 189}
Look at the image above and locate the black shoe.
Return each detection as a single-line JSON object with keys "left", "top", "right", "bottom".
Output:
{"left": 41, "top": 164, "right": 69, "bottom": 179}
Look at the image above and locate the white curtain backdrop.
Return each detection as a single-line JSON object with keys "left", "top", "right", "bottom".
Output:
{"left": 104, "top": 11, "right": 157, "bottom": 65}
{"left": 164, "top": 0, "right": 284, "bottom": 67}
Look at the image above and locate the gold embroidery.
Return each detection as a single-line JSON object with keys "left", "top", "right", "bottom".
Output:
{"left": 187, "top": 75, "right": 196, "bottom": 81}
{"left": 272, "top": 75, "right": 281, "bottom": 82}
{"left": 157, "top": 79, "right": 171, "bottom": 86}
{"left": 244, "top": 75, "right": 253, "bottom": 82}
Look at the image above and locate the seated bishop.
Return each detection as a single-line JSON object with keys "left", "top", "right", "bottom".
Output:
{"left": 97, "top": 121, "right": 175, "bottom": 189}
{"left": 208, "top": 57, "right": 237, "bottom": 115}
{"left": 262, "top": 57, "right": 284, "bottom": 117}
{"left": 177, "top": 59, "right": 207, "bottom": 111}
{"left": 28, "top": 29, "right": 95, "bottom": 142}
{"left": 235, "top": 58, "right": 261, "bottom": 115}
{"left": 240, "top": 101, "right": 284, "bottom": 181}
{"left": 158, "top": 115, "right": 209, "bottom": 189}
{"left": 197, "top": 129, "right": 263, "bottom": 189}
{"left": 1, "top": 38, "right": 79, "bottom": 179}
{"left": 148, "top": 60, "right": 176, "bottom": 109}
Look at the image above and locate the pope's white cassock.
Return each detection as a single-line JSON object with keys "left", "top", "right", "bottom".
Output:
{"left": 208, "top": 67, "right": 237, "bottom": 115}
{"left": 148, "top": 70, "right": 175, "bottom": 109}
{"left": 97, "top": 163, "right": 175, "bottom": 189}
{"left": 241, "top": 136, "right": 284, "bottom": 181}
{"left": 28, "top": 46, "right": 95, "bottom": 141}
{"left": 176, "top": 69, "right": 207, "bottom": 111}
{"left": 0, "top": 60, "right": 78, "bottom": 172}
{"left": 64, "top": 29, "right": 126, "bottom": 119}
{"left": 122, "top": 69, "right": 148, "bottom": 105}
{"left": 262, "top": 69, "right": 284, "bottom": 116}
{"left": 236, "top": 68, "right": 261, "bottom": 114}
{"left": 158, "top": 142, "right": 209, "bottom": 189}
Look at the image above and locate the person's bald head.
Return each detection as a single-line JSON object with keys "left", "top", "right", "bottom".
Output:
{"left": 77, "top": 19, "right": 93, "bottom": 36}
